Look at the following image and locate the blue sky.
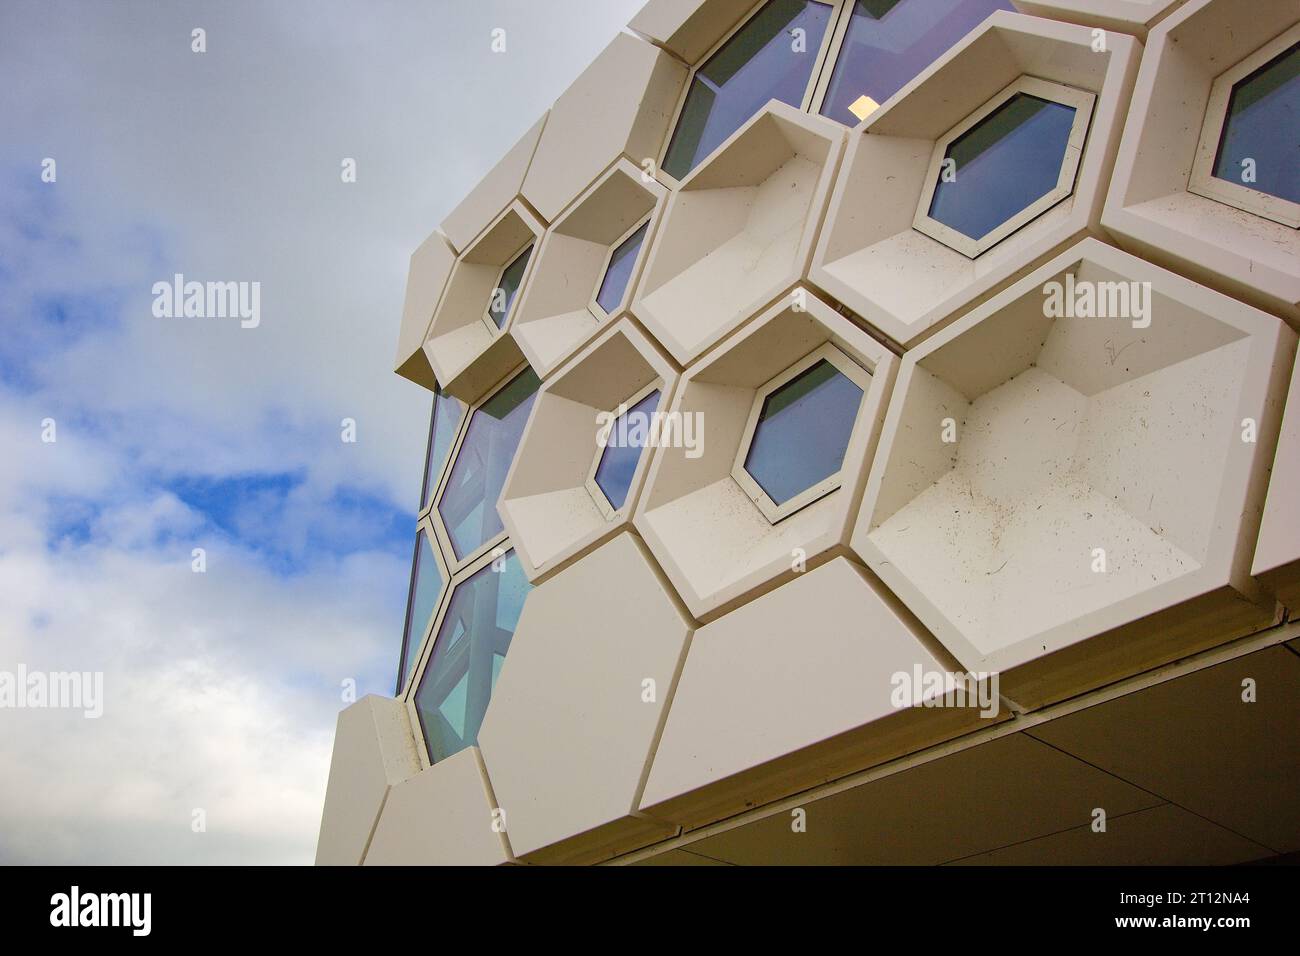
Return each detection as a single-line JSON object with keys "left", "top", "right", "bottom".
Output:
{"left": 0, "top": 0, "right": 645, "bottom": 864}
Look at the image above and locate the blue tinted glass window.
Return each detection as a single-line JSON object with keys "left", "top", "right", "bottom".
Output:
{"left": 821, "top": 0, "right": 1012, "bottom": 126}
{"left": 594, "top": 389, "right": 661, "bottom": 512}
{"left": 397, "top": 529, "right": 444, "bottom": 692}
{"left": 487, "top": 245, "right": 532, "bottom": 329}
{"left": 662, "top": 0, "right": 834, "bottom": 180}
{"left": 437, "top": 369, "right": 540, "bottom": 560}
{"left": 744, "top": 358, "right": 863, "bottom": 506}
{"left": 413, "top": 550, "right": 532, "bottom": 762}
{"left": 595, "top": 220, "right": 650, "bottom": 315}
{"left": 1212, "top": 41, "right": 1300, "bottom": 205}
{"left": 420, "top": 389, "right": 465, "bottom": 511}
{"left": 928, "top": 92, "right": 1077, "bottom": 243}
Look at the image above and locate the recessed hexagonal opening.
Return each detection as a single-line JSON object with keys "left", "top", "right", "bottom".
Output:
{"left": 500, "top": 319, "right": 679, "bottom": 581}
{"left": 410, "top": 548, "right": 532, "bottom": 765}
{"left": 1189, "top": 25, "right": 1300, "bottom": 228}
{"left": 512, "top": 159, "right": 665, "bottom": 378}
{"left": 854, "top": 240, "right": 1293, "bottom": 705}
{"left": 634, "top": 101, "right": 844, "bottom": 365}
{"left": 733, "top": 345, "right": 869, "bottom": 523}
{"left": 812, "top": 12, "right": 1135, "bottom": 347}
{"left": 1102, "top": 0, "right": 1299, "bottom": 326}
{"left": 435, "top": 367, "right": 540, "bottom": 570}
{"left": 423, "top": 201, "right": 542, "bottom": 402}
{"left": 635, "top": 288, "right": 895, "bottom": 620}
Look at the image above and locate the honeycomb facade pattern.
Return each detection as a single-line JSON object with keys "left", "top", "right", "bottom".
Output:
{"left": 321, "top": 0, "right": 1300, "bottom": 866}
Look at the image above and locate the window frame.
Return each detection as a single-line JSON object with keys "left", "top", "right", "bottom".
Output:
{"left": 418, "top": 390, "right": 467, "bottom": 521}
{"left": 807, "top": 0, "right": 878, "bottom": 123}
{"left": 395, "top": 515, "right": 451, "bottom": 697}
{"left": 912, "top": 76, "right": 1096, "bottom": 259}
{"left": 655, "top": 0, "right": 849, "bottom": 189}
{"left": 403, "top": 543, "right": 523, "bottom": 767}
{"left": 479, "top": 239, "right": 536, "bottom": 335}
{"left": 588, "top": 214, "right": 654, "bottom": 320}
{"left": 584, "top": 379, "right": 664, "bottom": 520}
{"left": 731, "top": 342, "right": 871, "bottom": 524}
{"left": 1187, "top": 23, "right": 1300, "bottom": 230}
{"left": 431, "top": 361, "right": 539, "bottom": 575}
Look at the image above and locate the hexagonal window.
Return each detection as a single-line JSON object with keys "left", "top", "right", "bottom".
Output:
{"left": 817, "top": 0, "right": 1013, "bottom": 126}
{"left": 396, "top": 527, "right": 445, "bottom": 694}
{"left": 661, "top": 0, "right": 836, "bottom": 181}
{"left": 485, "top": 243, "right": 533, "bottom": 331}
{"left": 419, "top": 388, "right": 465, "bottom": 513}
{"left": 587, "top": 384, "right": 662, "bottom": 518}
{"left": 412, "top": 548, "right": 532, "bottom": 763}
{"left": 914, "top": 77, "right": 1094, "bottom": 258}
{"left": 594, "top": 218, "right": 650, "bottom": 317}
{"left": 733, "top": 344, "right": 869, "bottom": 522}
{"left": 437, "top": 367, "right": 540, "bottom": 564}
{"left": 1190, "top": 26, "right": 1300, "bottom": 227}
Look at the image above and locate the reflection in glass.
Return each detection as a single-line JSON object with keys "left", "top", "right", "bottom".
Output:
{"left": 397, "top": 529, "right": 444, "bottom": 693}
{"left": 1212, "top": 42, "right": 1300, "bottom": 204}
{"left": 928, "top": 93, "right": 1077, "bottom": 242}
{"left": 821, "top": 0, "right": 1012, "bottom": 126}
{"left": 420, "top": 389, "right": 465, "bottom": 511}
{"left": 487, "top": 245, "right": 533, "bottom": 329}
{"left": 594, "top": 389, "right": 661, "bottom": 512}
{"left": 662, "top": 0, "right": 833, "bottom": 180}
{"left": 437, "top": 369, "right": 540, "bottom": 560}
{"left": 744, "top": 358, "right": 862, "bottom": 506}
{"left": 413, "top": 550, "right": 532, "bottom": 762}
{"left": 595, "top": 221, "right": 650, "bottom": 315}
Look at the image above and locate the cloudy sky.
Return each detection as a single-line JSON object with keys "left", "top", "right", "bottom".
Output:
{"left": 0, "top": 0, "right": 645, "bottom": 865}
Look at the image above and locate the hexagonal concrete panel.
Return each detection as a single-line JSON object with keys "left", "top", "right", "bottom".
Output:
{"left": 521, "top": 32, "right": 687, "bottom": 223}
{"left": 640, "top": 557, "right": 1001, "bottom": 830}
{"left": 634, "top": 287, "right": 897, "bottom": 621}
{"left": 423, "top": 202, "right": 543, "bottom": 403}
{"left": 476, "top": 533, "right": 693, "bottom": 864}
{"left": 852, "top": 239, "right": 1296, "bottom": 710}
{"left": 633, "top": 101, "right": 845, "bottom": 366}
{"left": 1015, "top": 0, "right": 1189, "bottom": 39}
{"left": 512, "top": 158, "right": 668, "bottom": 379}
{"left": 394, "top": 229, "right": 456, "bottom": 390}
{"left": 810, "top": 11, "right": 1139, "bottom": 349}
{"left": 1253, "top": 346, "right": 1300, "bottom": 611}
{"left": 500, "top": 318, "right": 680, "bottom": 582}
{"left": 364, "top": 747, "right": 512, "bottom": 866}
{"left": 628, "top": 0, "right": 756, "bottom": 65}
{"left": 315, "top": 696, "right": 421, "bottom": 866}
{"left": 440, "top": 113, "right": 548, "bottom": 255}
{"left": 1102, "top": 0, "right": 1300, "bottom": 327}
